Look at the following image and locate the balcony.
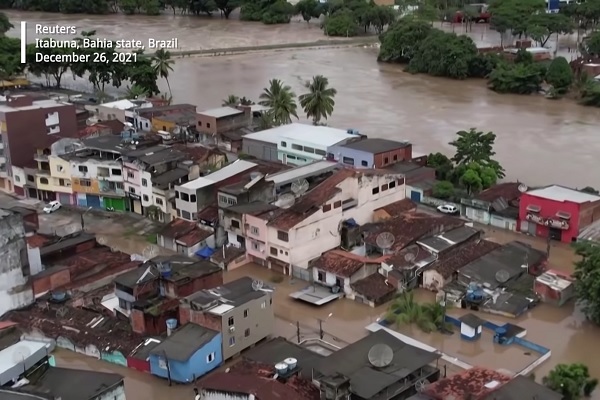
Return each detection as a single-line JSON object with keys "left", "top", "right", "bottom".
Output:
{"left": 34, "top": 153, "right": 49, "bottom": 162}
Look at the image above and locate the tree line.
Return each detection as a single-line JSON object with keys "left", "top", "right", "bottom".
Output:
{"left": 0, "top": 17, "right": 174, "bottom": 100}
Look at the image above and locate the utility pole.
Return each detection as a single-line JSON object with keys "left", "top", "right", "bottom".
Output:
{"left": 296, "top": 321, "right": 301, "bottom": 344}
{"left": 318, "top": 319, "right": 324, "bottom": 340}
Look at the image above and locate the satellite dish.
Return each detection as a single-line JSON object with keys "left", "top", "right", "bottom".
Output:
{"left": 11, "top": 346, "right": 32, "bottom": 363}
{"left": 518, "top": 184, "right": 528, "bottom": 193}
{"left": 56, "top": 306, "right": 69, "bottom": 319}
{"left": 142, "top": 245, "right": 159, "bottom": 260}
{"left": 415, "top": 378, "right": 430, "bottom": 392}
{"left": 251, "top": 280, "right": 264, "bottom": 291}
{"left": 291, "top": 179, "right": 309, "bottom": 196}
{"left": 97, "top": 236, "right": 107, "bottom": 245}
{"left": 368, "top": 344, "right": 394, "bottom": 368}
{"left": 376, "top": 232, "right": 395, "bottom": 254}
{"left": 495, "top": 269, "right": 510, "bottom": 283}
{"left": 277, "top": 193, "right": 296, "bottom": 209}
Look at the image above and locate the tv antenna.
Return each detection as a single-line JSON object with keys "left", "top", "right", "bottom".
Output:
{"left": 518, "top": 184, "right": 528, "bottom": 193}
{"left": 96, "top": 236, "right": 107, "bottom": 245}
{"left": 11, "top": 346, "right": 32, "bottom": 364}
{"left": 142, "top": 245, "right": 159, "bottom": 260}
{"left": 495, "top": 269, "right": 510, "bottom": 283}
{"left": 277, "top": 193, "right": 296, "bottom": 209}
{"left": 415, "top": 378, "right": 430, "bottom": 392}
{"left": 368, "top": 344, "right": 394, "bottom": 368}
{"left": 376, "top": 232, "right": 395, "bottom": 254}
{"left": 291, "top": 179, "right": 309, "bottom": 196}
{"left": 56, "top": 306, "right": 69, "bottom": 319}
{"left": 251, "top": 279, "right": 264, "bottom": 291}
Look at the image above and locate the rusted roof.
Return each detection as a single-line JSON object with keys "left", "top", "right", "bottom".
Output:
{"left": 375, "top": 198, "right": 417, "bottom": 216}
{"left": 172, "top": 144, "right": 223, "bottom": 164}
{"left": 362, "top": 213, "right": 465, "bottom": 252}
{"left": 159, "top": 218, "right": 196, "bottom": 239}
{"left": 26, "top": 233, "right": 52, "bottom": 248}
{"left": 211, "top": 246, "right": 245, "bottom": 264}
{"left": 475, "top": 182, "right": 522, "bottom": 203}
{"left": 423, "top": 366, "right": 511, "bottom": 400}
{"left": 176, "top": 228, "right": 213, "bottom": 246}
{"left": 312, "top": 250, "right": 365, "bottom": 278}
{"left": 200, "top": 359, "right": 319, "bottom": 400}
{"left": 268, "top": 169, "right": 356, "bottom": 230}
{"left": 426, "top": 238, "right": 501, "bottom": 279}
{"left": 98, "top": 119, "right": 125, "bottom": 134}
{"left": 197, "top": 205, "right": 219, "bottom": 223}
{"left": 351, "top": 273, "right": 396, "bottom": 301}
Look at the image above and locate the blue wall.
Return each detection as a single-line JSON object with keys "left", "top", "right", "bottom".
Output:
{"left": 149, "top": 333, "right": 223, "bottom": 383}
{"left": 327, "top": 145, "right": 374, "bottom": 168}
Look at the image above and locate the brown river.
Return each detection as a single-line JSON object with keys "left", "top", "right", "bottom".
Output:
{"left": 4, "top": 11, "right": 600, "bottom": 398}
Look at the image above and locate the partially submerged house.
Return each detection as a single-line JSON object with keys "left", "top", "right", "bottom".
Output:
{"left": 461, "top": 182, "right": 522, "bottom": 231}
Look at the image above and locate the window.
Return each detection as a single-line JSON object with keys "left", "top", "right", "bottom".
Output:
{"left": 206, "top": 352, "right": 215, "bottom": 363}
{"left": 315, "top": 149, "right": 326, "bottom": 156}
{"left": 245, "top": 328, "right": 250, "bottom": 337}
{"left": 27, "top": 175, "right": 34, "bottom": 182}
{"left": 175, "top": 191, "right": 180, "bottom": 199}
{"left": 389, "top": 181, "right": 396, "bottom": 189}
{"left": 129, "top": 187, "right": 136, "bottom": 194}
{"left": 156, "top": 198, "right": 163, "bottom": 205}
{"left": 252, "top": 242, "right": 259, "bottom": 251}
{"left": 112, "top": 169, "right": 121, "bottom": 175}
{"left": 291, "top": 144, "right": 303, "bottom": 151}
{"left": 207, "top": 123, "right": 211, "bottom": 128}
{"left": 270, "top": 247, "right": 278, "bottom": 256}
{"left": 381, "top": 184, "right": 389, "bottom": 192}
{"left": 56, "top": 165, "right": 63, "bottom": 172}
{"left": 181, "top": 210, "right": 191, "bottom": 220}
{"left": 250, "top": 226, "right": 259, "bottom": 235}
{"left": 116, "top": 182, "right": 123, "bottom": 189}
{"left": 334, "top": 200, "right": 342, "bottom": 209}
{"left": 281, "top": 141, "right": 287, "bottom": 147}
{"left": 277, "top": 230, "right": 289, "bottom": 242}
{"left": 323, "top": 204, "right": 331, "bottom": 212}
{"left": 393, "top": 154, "right": 398, "bottom": 161}
{"left": 143, "top": 195, "right": 149, "bottom": 201}
{"left": 261, "top": 301, "right": 266, "bottom": 309}
{"left": 78, "top": 165, "right": 88, "bottom": 173}
{"left": 177, "top": 209, "right": 181, "bottom": 217}
{"left": 162, "top": 126, "right": 166, "bottom": 131}
{"left": 142, "top": 178, "right": 148, "bottom": 187}
{"left": 128, "top": 172, "right": 134, "bottom": 179}
{"left": 317, "top": 271, "right": 324, "bottom": 281}
{"left": 384, "top": 157, "right": 389, "bottom": 164}
{"left": 228, "top": 316, "right": 235, "bottom": 326}
{"left": 39, "top": 177, "right": 48, "bottom": 184}
{"left": 270, "top": 298, "right": 272, "bottom": 305}
{"left": 361, "top": 160, "right": 368, "bottom": 167}
{"left": 181, "top": 193, "right": 190, "bottom": 202}
{"left": 303, "top": 146, "right": 315, "bottom": 154}
{"left": 198, "top": 121, "right": 202, "bottom": 126}
{"left": 231, "top": 220, "right": 240, "bottom": 229}
{"left": 14, "top": 176, "right": 20, "bottom": 183}
{"left": 59, "top": 178, "right": 65, "bottom": 186}
{"left": 397, "top": 178, "right": 405, "bottom": 185}
{"left": 190, "top": 195, "right": 197, "bottom": 202}
{"left": 80, "top": 179, "right": 91, "bottom": 187}
{"left": 342, "top": 157, "right": 355, "bottom": 165}
{"left": 372, "top": 187, "right": 379, "bottom": 195}
{"left": 244, "top": 309, "right": 249, "bottom": 318}
{"left": 229, "top": 337, "right": 235, "bottom": 346}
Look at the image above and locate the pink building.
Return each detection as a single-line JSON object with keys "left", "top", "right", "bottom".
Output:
{"left": 243, "top": 209, "right": 277, "bottom": 267}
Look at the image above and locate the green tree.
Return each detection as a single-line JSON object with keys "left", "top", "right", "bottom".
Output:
{"left": 0, "top": 12, "right": 13, "bottom": 35}
{"left": 378, "top": 19, "right": 434, "bottom": 63}
{"left": 386, "top": 292, "right": 437, "bottom": 333}
{"left": 581, "top": 186, "right": 599, "bottom": 195}
{"left": 582, "top": 31, "right": 600, "bottom": 57}
{"left": 0, "top": 37, "right": 24, "bottom": 82}
{"left": 427, "top": 152, "right": 454, "bottom": 180}
{"left": 546, "top": 56, "right": 573, "bottom": 93}
{"left": 543, "top": 363, "right": 598, "bottom": 400}
{"left": 295, "top": 0, "right": 320, "bottom": 22}
{"left": 258, "top": 79, "right": 298, "bottom": 125}
{"left": 367, "top": 5, "right": 397, "bottom": 34}
{"left": 488, "top": 0, "right": 546, "bottom": 38}
{"left": 324, "top": 10, "right": 359, "bottom": 36}
{"left": 432, "top": 181, "right": 455, "bottom": 199}
{"left": 457, "top": 162, "right": 497, "bottom": 193}
{"left": 214, "top": 0, "right": 242, "bottom": 18}
{"left": 488, "top": 62, "right": 544, "bottom": 95}
{"left": 527, "top": 13, "right": 573, "bottom": 47}
{"left": 449, "top": 128, "right": 505, "bottom": 178}
{"left": 299, "top": 75, "right": 337, "bottom": 125}
{"left": 459, "top": 165, "right": 483, "bottom": 194}
{"left": 125, "top": 85, "right": 148, "bottom": 99}
{"left": 222, "top": 95, "right": 240, "bottom": 106}
{"left": 573, "top": 242, "right": 600, "bottom": 325}
{"left": 153, "top": 49, "right": 174, "bottom": 99}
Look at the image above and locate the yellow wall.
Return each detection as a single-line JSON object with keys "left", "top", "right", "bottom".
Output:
{"left": 152, "top": 117, "right": 176, "bottom": 133}
{"left": 71, "top": 177, "right": 100, "bottom": 194}
{"left": 36, "top": 174, "right": 72, "bottom": 194}
{"left": 0, "top": 121, "right": 7, "bottom": 134}
{"left": 49, "top": 156, "right": 72, "bottom": 180}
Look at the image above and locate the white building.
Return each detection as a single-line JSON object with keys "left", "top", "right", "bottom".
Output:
{"left": 89, "top": 99, "right": 152, "bottom": 124}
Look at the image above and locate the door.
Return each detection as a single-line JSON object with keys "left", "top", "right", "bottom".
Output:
{"left": 549, "top": 227, "right": 562, "bottom": 241}
{"left": 86, "top": 194, "right": 101, "bottom": 208}
{"left": 410, "top": 190, "right": 422, "bottom": 202}
{"left": 111, "top": 197, "right": 126, "bottom": 211}
{"left": 282, "top": 153, "right": 287, "bottom": 164}
{"left": 528, "top": 222, "right": 537, "bottom": 235}
{"left": 58, "top": 193, "right": 71, "bottom": 205}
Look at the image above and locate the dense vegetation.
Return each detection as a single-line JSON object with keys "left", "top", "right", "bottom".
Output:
{"left": 543, "top": 363, "right": 598, "bottom": 400}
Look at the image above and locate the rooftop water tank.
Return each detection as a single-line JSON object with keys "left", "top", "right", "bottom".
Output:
{"left": 51, "top": 291, "right": 66, "bottom": 301}
{"left": 275, "top": 362, "right": 288, "bottom": 375}
{"left": 159, "top": 262, "right": 172, "bottom": 278}
{"left": 166, "top": 319, "right": 178, "bottom": 337}
{"left": 284, "top": 358, "right": 297, "bottom": 370}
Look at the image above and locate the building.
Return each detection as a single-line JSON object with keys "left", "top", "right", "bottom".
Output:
{"left": 197, "top": 106, "right": 251, "bottom": 136}
{"left": 0, "top": 209, "right": 34, "bottom": 315}
{"left": 458, "top": 313, "right": 485, "bottom": 341}
{"left": 157, "top": 218, "right": 215, "bottom": 256}
{"left": 242, "top": 123, "right": 363, "bottom": 165}
{"left": 0, "top": 95, "right": 78, "bottom": 192}
{"left": 461, "top": 182, "right": 522, "bottom": 231}
{"left": 373, "top": 198, "right": 417, "bottom": 222}
{"left": 266, "top": 169, "right": 406, "bottom": 278}
{"left": 134, "top": 104, "right": 197, "bottom": 132}
{"left": 175, "top": 160, "right": 258, "bottom": 221}
{"left": 534, "top": 269, "right": 575, "bottom": 306}
{"left": 0, "top": 339, "right": 56, "bottom": 386}
{"left": 313, "top": 329, "right": 441, "bottom": 400}
{"left": 222, "top": 202, "right": 278, "bottom": 249}
{"left": 519, "top": 185, "right": 600, "bottom": 242}
{"left": 327, "top": 138, "right": 414, "bottom": 168}
{"left": 179, "top": 277, "right": 274, "bottom": 360}
{"left": 90, "top": 98, "right": 152, "bottom": 123}
{"left": 148, "top": 322, "right": 222, "bottom": 383}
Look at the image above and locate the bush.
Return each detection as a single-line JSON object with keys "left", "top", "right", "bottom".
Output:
{"left": 545, "top": 57, "right": 573, "bottom": 93}
{"left": 324, "top": 11, "right": 359, "bottom": 37}
{"left": 432, "top": 181, "right": 455, "bottom": 199}
{"left": 488, "top": 62, "right": 544, "bottom": 94}
{"left": 468, "top": 52, "right": 502, "bottom": 78}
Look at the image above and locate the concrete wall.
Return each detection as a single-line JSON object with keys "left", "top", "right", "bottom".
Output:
{"left": 242, "top": 138, "right": 278, "bottom": 162}
{"left": 327, "top": 145, "right": 374, "bottom": 168}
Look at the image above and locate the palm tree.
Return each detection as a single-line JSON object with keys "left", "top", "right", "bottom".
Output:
{"left": 258, "top": 79, "right": 298, "bottom": 126}
{"left": 152, "top": 49, "right": 174, "bottom": 99}
{"left": 388, "top": 292, "right": 437, "bottom": 333}
{"left": 125, "top": 85, "right": 147, "bottom": 99}
{"left": 299, "top": 75, "right": 337, "bottom": 125}
{"left": 222, "top": 95, "right": 240, "bottom": 107}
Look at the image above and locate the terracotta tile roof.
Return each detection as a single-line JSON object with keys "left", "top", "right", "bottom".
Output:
{"left": 268, "top": 169, "right": 356, "bottom": 230}
{"left": 211, "top": 246, "right": 245, "bottom": 264}
{"left": 351, "top": 273, "right": 396, "bottom": 301}
{"left": 427, "top": 238, "right": 501, "bottom": 279}
{"left": 159, "top": 218, "right": 196, "bottom": 239}
{"left": 312, "top": 249, "right": 365, "bottom": 278}
{"left": 375, "top": 198, "right": 417, "bottom": 216}
{"left": 385, "top": 245, "right": 434, "bottom": 269}
{"left": 200, "top": 359, "right": 319, "bottom": 400}
{"left": 475, "top": 182, "right": 522, "bottom": 203}
{"left": 362, "top": 213, "right": 465, "bottom": 252}
{"left": 176, "top": 228, "right": 212, "bottom": 246}
{"left": 423, "top": 367, "right": 511, "bottom": 400}
{"left": 27, "top": 233, "right": 52, "bottom": 248}
{"left": 98, "top": 119, "right": 125, "bottom": 134}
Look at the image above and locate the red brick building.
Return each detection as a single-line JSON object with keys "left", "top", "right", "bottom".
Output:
{"left": 519, "top": 185, "right": 600, "bottom": 243}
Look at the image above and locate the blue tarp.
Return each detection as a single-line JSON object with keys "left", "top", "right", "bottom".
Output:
{"left": 196, "top": 246, "right": 215, "bottom": 259}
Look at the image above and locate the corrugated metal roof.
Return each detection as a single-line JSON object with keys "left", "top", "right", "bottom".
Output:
{"left": 180, "top": 160, "right": 256, "bottom": 190}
